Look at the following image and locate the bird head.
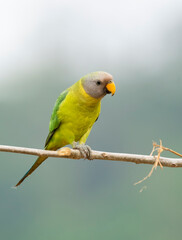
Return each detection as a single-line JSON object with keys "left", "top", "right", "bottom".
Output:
{"left": 81, "top": 71, "right": 116, "bottom": 99}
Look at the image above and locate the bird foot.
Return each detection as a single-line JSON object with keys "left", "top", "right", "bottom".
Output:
{"left": 73, "top": 143, "right": 93, "bottom": 160}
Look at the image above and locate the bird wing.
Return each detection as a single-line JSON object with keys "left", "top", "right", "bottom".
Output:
{"left": 45, "top": 89, "right": 68, "bottom": 148}
{"left": 15, "top": 89, "right": 69, "bottom": 187}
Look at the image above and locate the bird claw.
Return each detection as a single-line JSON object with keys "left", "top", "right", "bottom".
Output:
{"left": 73, "top": 143, "right": 93, "bottom": 160}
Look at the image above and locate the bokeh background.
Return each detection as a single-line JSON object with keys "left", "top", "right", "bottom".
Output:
{"left": 1, "top": 0, "right": 182, "bottom": 239}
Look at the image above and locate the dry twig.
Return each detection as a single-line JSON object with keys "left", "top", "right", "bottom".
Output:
{"left": 134, "top": 140, "right": 164, "bottom": 185}
{"left": 0, "top": 144, "right": 182, "bottom": 168}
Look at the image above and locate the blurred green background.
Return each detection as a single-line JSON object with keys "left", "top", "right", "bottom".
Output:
{"left": 1, "top": 0, "right": 182, "bottom": 239}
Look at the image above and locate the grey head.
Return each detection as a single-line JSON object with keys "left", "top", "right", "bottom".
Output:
{"left": 81, "top": 71, "right": 115, "bottom": 99}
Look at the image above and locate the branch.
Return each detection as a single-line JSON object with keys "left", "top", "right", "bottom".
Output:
{"left": 0, "top": 144, "right": 182, "bottom": 168}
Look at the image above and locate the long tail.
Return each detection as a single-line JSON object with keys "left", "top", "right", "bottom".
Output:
{"left": 15, "top": 156, "right": 48, "bottom": 187}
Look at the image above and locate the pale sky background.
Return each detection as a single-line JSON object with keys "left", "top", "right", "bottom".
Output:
{"left": 0, "top": 0, "right": 182, "bottom": 95}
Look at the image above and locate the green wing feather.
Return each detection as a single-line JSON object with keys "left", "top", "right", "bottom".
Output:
{"left": 45, "top": 89, "right": 68, "bottom": 148}
{"left": 15, "top": 89, "right": 69, "bottom": 186}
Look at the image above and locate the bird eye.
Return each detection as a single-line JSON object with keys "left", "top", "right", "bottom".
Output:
{"left": 96, "top": 80, "right": 101, "bottom": 85}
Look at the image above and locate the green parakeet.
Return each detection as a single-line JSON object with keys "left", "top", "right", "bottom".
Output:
{"left": 15, "top": 71, "right": 116, "bottom": 187}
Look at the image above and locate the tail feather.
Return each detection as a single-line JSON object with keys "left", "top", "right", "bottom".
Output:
{"left": 15, "top": 156, "right": 48, "bottom": 187}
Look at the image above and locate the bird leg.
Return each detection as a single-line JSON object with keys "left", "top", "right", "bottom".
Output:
{"left": 72, "top": 142, "right": 93, "bottom": 160}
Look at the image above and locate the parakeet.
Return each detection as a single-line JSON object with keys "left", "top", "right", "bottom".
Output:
{"left": 15, "top": 71, "right": 116, "bottom": 186}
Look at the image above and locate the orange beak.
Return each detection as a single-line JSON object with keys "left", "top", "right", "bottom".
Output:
{"left": 106, "top": 81, "right": 116, "bottom": 96}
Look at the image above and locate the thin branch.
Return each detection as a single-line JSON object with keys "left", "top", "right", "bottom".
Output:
{"left": 0, "top": 144, "right": 182, "bottom": 167}
{"left": 153, "top": 142, "right": 182, "bottom": 157}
